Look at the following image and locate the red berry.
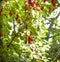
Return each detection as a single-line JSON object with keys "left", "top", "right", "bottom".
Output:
{"left": 15, "top": 14, "right": 19, "bottom": 20}
{"left": 36, "top": 2, "right": 39, "bottom": 7}
{"left": 26, "top": 36, "right": 33, "bottom": 44}
{"left": 27, "top": 36, "right": 32, "bottom": 44}
{"left": 0, "top": 9, "right": 2, "bottom": 12}
{"left": 30, "top": 2, "right": 34, "bottom": 7}
{"left": 41, "top": 6, "right": 44, "bottom": 10}
{"left": 4, "top": 14, "right": 6, "bottom": 16}
{"left": 51, "top": 0, "right": 56, "bottom": 7}
{"left": 15, "top": 14, "right": 21, "bottom": 24}
{"left": 28, "top": 0, "right": 31, "bottom": 4}
{"left": 9, "top": 11, "right": 12, "bottom": 16}
{"left": 24, "top": 5, "right": 28, "bottom": 11}
{"left": 0, "top": 9, "right": 2, "bottom": 15}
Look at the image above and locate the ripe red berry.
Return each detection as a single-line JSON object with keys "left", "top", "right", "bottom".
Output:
{"left": 15, "top": 14, "right": 21, "bottom": 24}
{"left": 28, "top": 0, "right": 31, "bottom": 4}
{"left": 36, "top": 2, "right": 39, "bottom": 7}
{"left": 28, "top": 13, "right": 30, "bottom": 16}
{"left": 41, "top": 6, "right": 44, "bottom": 10}
{"left": 9, "top": 11, "right": 12, "bottom": 16}
{"left": 30, "top": 2, "right": 34, "bottom": 7}
{"left": 4, "top": 14, "right": 6, "bottom": 16}
{"left": 25, "top": 36, "right": 33, "bottom": 44}
{"left": 24, "top": 5, "right": 28, "bottom": 11}
{"left": 15, "top": 14, "right": 19, "bottom": 20}
{"left": 51, "top": 0, "right": 56, "bottom": 7}
{"left": 0, "top": 9, "right": 2, "bottom": 16}
{"left": 0, "top": 9, "right": 2, "bottom": 12}
{"left": 27, "top": 36, "right": 32, "bottom": 44}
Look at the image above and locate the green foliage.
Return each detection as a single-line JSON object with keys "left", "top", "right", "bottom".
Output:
{"left": 0, "top": 0, "right": 60, "bottom": 62}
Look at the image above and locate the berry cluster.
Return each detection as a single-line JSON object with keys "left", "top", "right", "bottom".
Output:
{"left": 26, "top": 31, "right": 33, "bottom": 44}
{"left": 24, "top": 0, "right": 40, "bottom": 11}
{"left": 51, "top": 0, "right": 56, "bottom": 7}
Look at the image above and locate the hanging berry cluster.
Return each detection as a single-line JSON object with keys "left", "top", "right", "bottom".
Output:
{"left": 15, "top": 14, "right": 21, "bottom": 24}
{"left": 51, "top": 0, "right": 56, "bottom": 7}
{"left": 26, "top": 31, "right": 33, "bottom": 44}
{"left": 24, "top": 0, "right": 57, "bottom": 11}
{"left": 24, "top": 0, "right": 40, "bottom": 11}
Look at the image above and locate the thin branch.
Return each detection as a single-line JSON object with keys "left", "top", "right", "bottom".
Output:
{"left": 7, "top": 33, "right": 17, "bottom": 47}
{"left": 49, "top": 12, "right": 60, "bottom": 20}
{"left": 7, "top": 17, "right": 17, "bottom": 47}
{"left": 7, "top": 31, "right": 20, "bottom": 47}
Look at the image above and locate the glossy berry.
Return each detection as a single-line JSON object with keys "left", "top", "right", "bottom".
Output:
{"left": 51, "top": 0, "right": 56, "bottom": 7}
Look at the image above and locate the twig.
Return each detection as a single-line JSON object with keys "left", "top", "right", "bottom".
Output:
{"left": 7, "top": 17, "right": 17, "bottom": 47}
{"left": 7, "top": 31, "right": 20, "bottom": 47}
{"left": 7, "top": 34, "right": 16, "bottom": 47}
